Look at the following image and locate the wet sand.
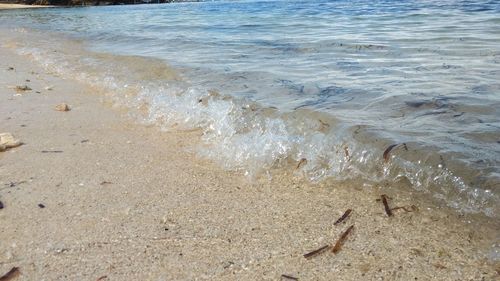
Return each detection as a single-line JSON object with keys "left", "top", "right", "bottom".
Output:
{"left": 0, "top": 42, "right": 499, "bottom": 280}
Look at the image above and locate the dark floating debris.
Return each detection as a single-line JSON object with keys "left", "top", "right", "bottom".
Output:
{"left": 281, "top": 274, "right": 298, "bottom": 280}
{"left": 303, "top": 245, "right": 330, "bottom": 259}
{"left": 0, "top": 201, "right": 4, "bottom": 210}
{"left": 41, "top": 150, "right": 64, "bottom": 153}
{"left": 296, "top": 158, "right": 307, "bottom": 169}
{"left": 0, "top": 267, "right": 20, "bottom": 281}
{"left": 383, "top": 144, "right": 398, "bottom": 162}
{"left": 381, "top": 194, "right": 393, "bottom": 217}
{"left": 318, "top": 119, "right": 329, "bottom": 127}
{"left": 332, "top": 225, "right": 354, "bottom": 254}
{"left": 318, "top": 119, "right": 330, "bottom": 131}
{"left": 7, "top": 67, "right": 14, "bottom": 71}
{"left": 382, "top": 143, "right": 408, "bottom": 162}
{"left": 38, "top": 203, "right": 45, "bottom": 208}
{"left": 100, "top": 181, "right": 113, "bottom": 186}
{"left": 334, "top": 209, "right": 352, "bottom": 225}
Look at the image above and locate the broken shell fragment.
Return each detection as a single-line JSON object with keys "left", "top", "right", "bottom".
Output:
{"left": 54, "top": 103, "right": 70, "bottom": 112}
{"left": 0, "top": 133, "right": 22, "bottom": 152}
{"left": 14, "top": 85, "right": 31, "bottom": 92}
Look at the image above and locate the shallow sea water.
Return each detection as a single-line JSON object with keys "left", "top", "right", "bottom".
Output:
{"left": 0, "top": 0, "right": 499, "bottom": 219}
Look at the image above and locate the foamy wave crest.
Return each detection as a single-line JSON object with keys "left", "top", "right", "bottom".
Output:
{"left": 134, "top": 83, "right": 370, "bottom": 180}
{"left": 135, "top": 83, "right": 497, "bottom": 217}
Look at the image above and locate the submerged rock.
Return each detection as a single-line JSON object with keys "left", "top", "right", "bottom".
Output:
{"left": 0, "top": 133, "right": 22, "bottom": 152}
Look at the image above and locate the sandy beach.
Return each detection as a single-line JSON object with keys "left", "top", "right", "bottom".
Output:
{"left": 0, "top": 4, "right": 52, "bottom": 10}
{"left": 0, "top": 39, "right": 499, "bottom": 280}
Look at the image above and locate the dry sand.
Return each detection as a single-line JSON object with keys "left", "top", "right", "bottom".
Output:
{"left": 0, "top": 43, "right": 499, "bottom": 280}
{"left": 0, "top": 4, "right": 52, "bottom": 10}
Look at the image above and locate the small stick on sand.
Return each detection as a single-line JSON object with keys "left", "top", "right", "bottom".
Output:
{"left": 334, "top": 209, "right": 352, "bottom": 225}
{"left": 332, "top": 225, "right": 354, "bottom": 254}
{"left": 0, "top": 267, "right": 20, "bottom": 281}
{"left": 391, "top": 205, "right": 418, "bottom": 213}
{"left": 375, "top": 195, "right": 392, "bottom": 202}
{"left": 281, "top": 274, "right": 298, "bottom": 280}
{"left": 381, "top": 194, "right": 393, "bottom": 217}
{"left": 41, "top": 150, "right": 63, "bottom": 153}
{"left": 433, "top": 263, "right": 447, "bottom": 269}
{"left": 6, "top": 181, "right": 26, "bottom": 188}
{"left": 303, "top": 245, "right": 330, "bottom": 259}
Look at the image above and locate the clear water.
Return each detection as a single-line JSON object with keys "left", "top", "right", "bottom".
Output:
{"left": 1, "top": 0, "right": 499, "bottom": 218}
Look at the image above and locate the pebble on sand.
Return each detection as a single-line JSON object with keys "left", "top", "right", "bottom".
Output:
{"left": 54, "top": 103, "right": 70, "bottom": 112}
{"left": 0, "top": 133, "right": 22, "bottom": 152}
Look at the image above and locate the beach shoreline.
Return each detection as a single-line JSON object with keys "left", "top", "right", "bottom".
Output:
{"left": 0, "top": 4, "right": 54, "bottom": 10}
{"left": 0, "top": 38, "right": 499, "bottom": 280}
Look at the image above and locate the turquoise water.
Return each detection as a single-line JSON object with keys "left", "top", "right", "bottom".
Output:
{"left": 1, "top": 0, "right": 499, "bottom": 218}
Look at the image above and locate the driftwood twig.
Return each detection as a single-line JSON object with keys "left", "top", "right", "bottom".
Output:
{"left": 381, "top": 194, "right": 393, "bottom": 217}
{"left": 334, "top": 209, "right": 352, "bottom": 225}
{"left": 281, "top": 274, "right": 298, "bottom": 280}
{"left": 303, "top": 245, "right": 330, "bottom": 259}
{"left": 332, "top": 225, "right": 355, "bottom": 254}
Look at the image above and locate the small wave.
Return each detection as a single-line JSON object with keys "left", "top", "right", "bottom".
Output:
{"left": 3, "top": 26, "right": 499, "bottom": 220}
